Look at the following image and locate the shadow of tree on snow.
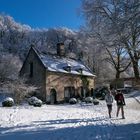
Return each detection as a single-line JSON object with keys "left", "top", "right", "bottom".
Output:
{"left": 0, "top": 117, "right": 140, "bottom": 140}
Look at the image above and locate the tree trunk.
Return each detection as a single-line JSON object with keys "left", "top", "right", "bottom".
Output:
{"left": 132, "top": 60, "right": 139, "bottom": 79}
{"left": 116, "top": 71, "right": 120, "bottom": 79}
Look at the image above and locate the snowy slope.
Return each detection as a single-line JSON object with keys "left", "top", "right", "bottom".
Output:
{"left": 0, "top": 91, "right": 140, "bottom": 140}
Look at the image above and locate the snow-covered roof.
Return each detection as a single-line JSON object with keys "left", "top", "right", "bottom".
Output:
{"left": 34, "top": 48, "right": 95, "bottom": 77}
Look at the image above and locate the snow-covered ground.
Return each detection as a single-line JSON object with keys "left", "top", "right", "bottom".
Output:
{"left": 0, "top": 91, "right": 140, "bottom": 140}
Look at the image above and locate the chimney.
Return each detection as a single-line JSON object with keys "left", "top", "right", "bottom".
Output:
{"left": 57, "top": 43, "right": 65, "bottom": 57}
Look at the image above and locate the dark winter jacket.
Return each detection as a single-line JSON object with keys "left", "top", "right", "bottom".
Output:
{"left": 115, "top": 93, "right": 125, "bottom": 106}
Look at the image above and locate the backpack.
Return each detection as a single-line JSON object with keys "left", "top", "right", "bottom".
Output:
{"left": 116, "top": 93, "right": 124, "bottom": 105}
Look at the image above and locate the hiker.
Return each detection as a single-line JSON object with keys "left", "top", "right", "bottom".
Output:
{"left": 115, "top": 90, "right": 126, "bottom": 119}
{"left": 105, "top": 88, "right": 114, "bottom": 118}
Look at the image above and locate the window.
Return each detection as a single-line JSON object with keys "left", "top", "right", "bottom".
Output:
{"left": 30, "top": 62, "right": 33, "bottom": 77}
{"left": 64, "top": 87, "right": 75, "bottom": 102}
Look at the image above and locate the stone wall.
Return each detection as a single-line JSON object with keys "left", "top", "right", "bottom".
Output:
{"left": 20, "top": 48, "right": 46, "bottom": 101}
{"left": 45, "top": 71, "right": 95, "bottom": 103}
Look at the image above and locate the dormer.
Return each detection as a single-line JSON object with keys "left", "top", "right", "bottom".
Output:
{"left": 76, "top": 68, "right": 83, "bottom": 74}
{"left": 63, "top": 64, "right": 71, "bottom": 72}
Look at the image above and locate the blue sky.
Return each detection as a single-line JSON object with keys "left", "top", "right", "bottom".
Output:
{"left": 0, "top": 0, "right": 84, "bottom": 30}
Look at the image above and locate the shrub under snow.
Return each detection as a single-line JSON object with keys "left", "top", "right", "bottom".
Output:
{"left": 69, "top": 98, "right": 77, "bottom": 104}
{"left": 93, "top": 99, "right": 99, "bottom": 105}
{"left": 28, "top": 96, "right": 42, "bottom": 107}
{"left": 2, "top": 97, "right": 14, "bottom": 107}
{"left": 85, "top": 97, "right": 93, "bottom": 103}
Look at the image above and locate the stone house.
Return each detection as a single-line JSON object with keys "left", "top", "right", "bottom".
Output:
{"left": 20, "top": 43, "right": 95, "bottom": 104}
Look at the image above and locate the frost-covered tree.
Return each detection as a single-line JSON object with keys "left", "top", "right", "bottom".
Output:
{"left": 81, "top": 0, "right": 140, "bottom": 79}
{"left": 76, "top": 31, "right": 116, "bottom": 85}
{"left": 0, "top": 52, "right": 37, "bottom": 104}
{"left": 0, "top": 13, "right": 132, "bottom": 86}
{"left": 0, "top": 53, "right": 22, "bottom": 82}
{"left": 0, "top": 14, "right": 79, "bottom": 60}
{"left": 105, "top": 45, "right": 131, "bottom": 79}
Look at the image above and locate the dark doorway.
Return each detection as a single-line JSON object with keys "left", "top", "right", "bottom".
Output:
{"left": 50, "top": 89, "right": 57, "bottom": 104}
{"left": 64, "top": 87, "right": 75, "bottom": 102}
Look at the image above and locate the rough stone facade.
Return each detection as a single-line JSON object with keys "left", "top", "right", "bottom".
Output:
{"left": 20, "top": 48, "right": 46, "bottom": 101}
{"left": 46, "top": 71, "right": 94, "bottom": 103}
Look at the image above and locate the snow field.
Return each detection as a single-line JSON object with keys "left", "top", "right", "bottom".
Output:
{"left": 0, "top": 92, "right": 140, "bottom": 140}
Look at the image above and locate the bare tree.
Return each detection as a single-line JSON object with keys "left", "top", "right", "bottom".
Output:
{"left": 2, "top": 79, "right": 37, "bottom": 104}
{"left": 0, "top": 52, "right": 37, "bottom": 104}
{"left": 105, "top": 45, "right": 131, "bottom": 79}
{"left": 82, "top": 0, "right": 140, "bottom": 79}
{"left": 0, "top": 53, "right": 22, "bottom": 82}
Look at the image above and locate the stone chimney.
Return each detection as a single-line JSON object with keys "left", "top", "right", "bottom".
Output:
{"left": 57, "top": 43, "right": 65, "bottom": 57}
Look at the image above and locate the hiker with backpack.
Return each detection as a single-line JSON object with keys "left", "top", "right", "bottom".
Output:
{"left": 115, "top": 90, "right": 126, "bottom": 119}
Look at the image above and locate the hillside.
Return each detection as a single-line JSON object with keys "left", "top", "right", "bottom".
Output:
{"left": 0, "top": 14, "right": 132, "bottom": 85}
